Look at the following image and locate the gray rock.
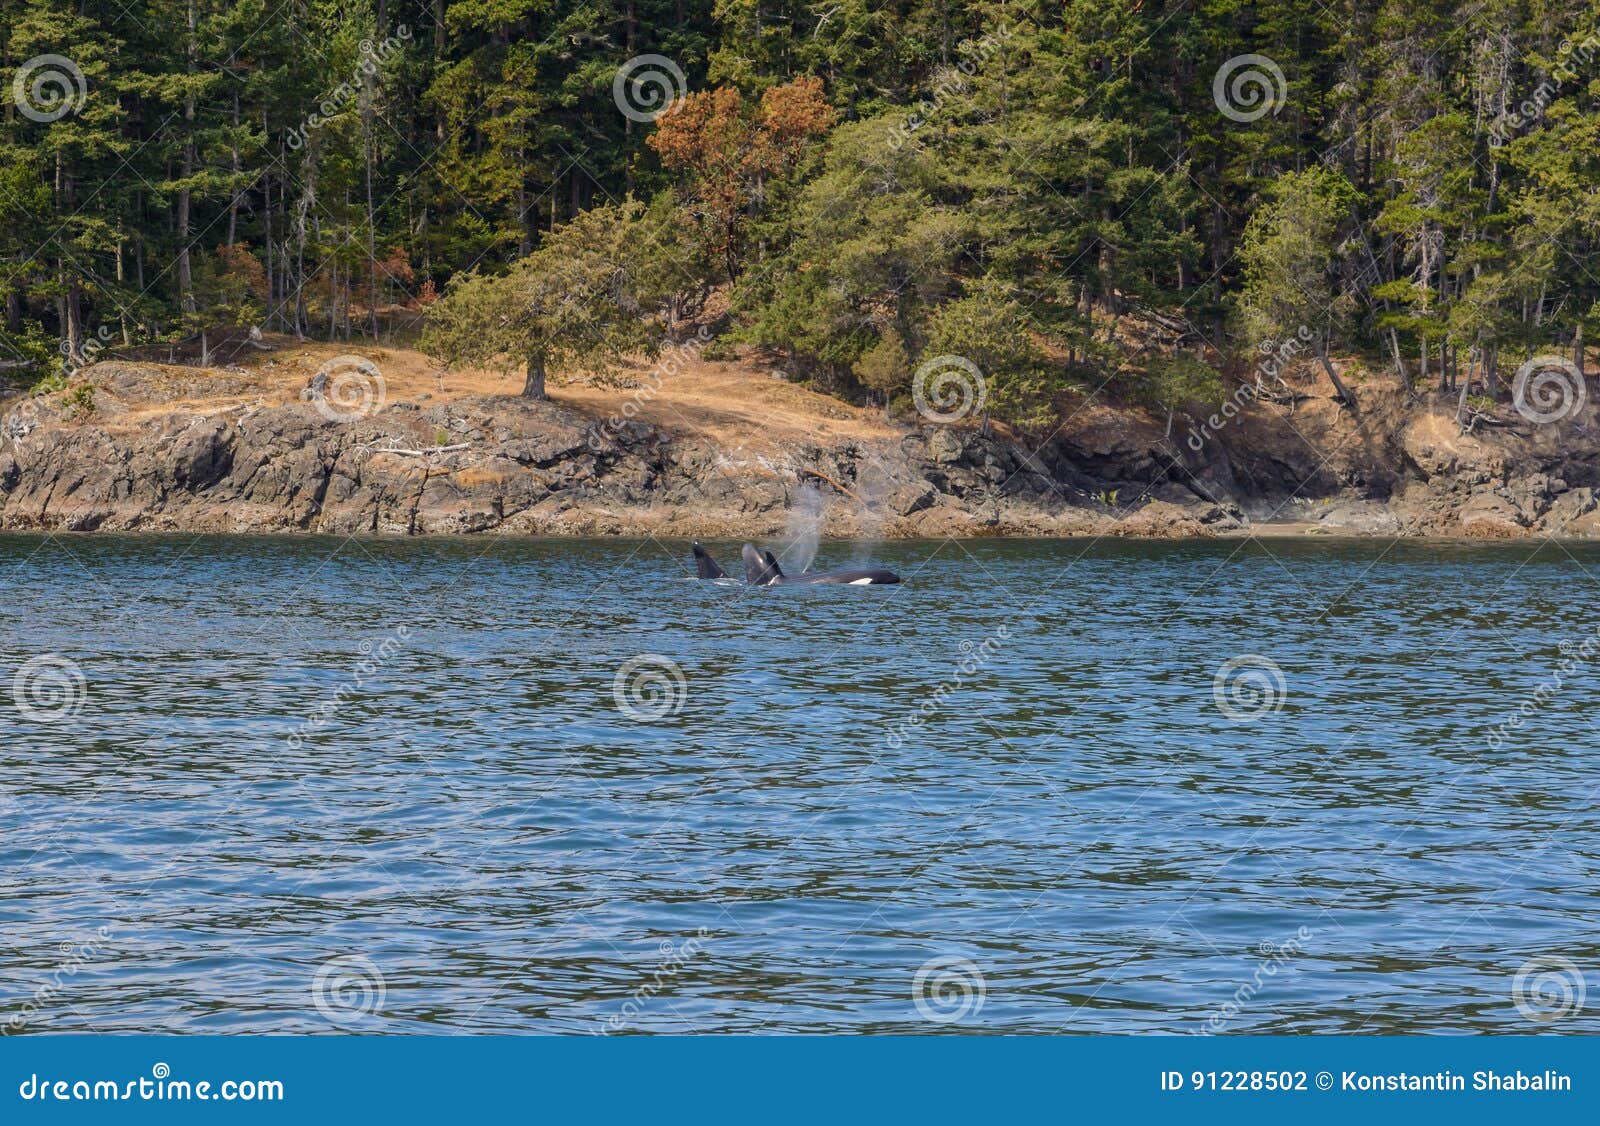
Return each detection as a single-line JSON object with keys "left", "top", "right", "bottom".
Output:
{"left": 926, "top": 428, "right": 964, "bottom": 464}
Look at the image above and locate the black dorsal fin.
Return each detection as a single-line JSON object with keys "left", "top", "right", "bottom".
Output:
{"left": 741, "top": 544, "right": 782, "bottom": 585}
{"left": 691, "top": 543, "right": 726, "bottom": 580}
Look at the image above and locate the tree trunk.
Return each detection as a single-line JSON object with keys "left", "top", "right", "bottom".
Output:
{"left": 294, "top": 152, "right": 315, "bottom": 339}
{"left": 1316, "top": 338, "right": 1357, "bottom": 411}
{"left": 363, "top": 77, "right": 379, "bottom": 340}
{"left": 115, "top": 241, "right": 130, "bottom": 345}
{"left": 263, "top": 165, "right": 275, "bottom": 328}
{"left": 521, "top": 353, "right": 546, "bottom": 399}
{"left": 227, "top": 94, "right": 241, "bottom": 246}
{"left": 63, "top": 275, "right": 84, "bottom": 365}
{"left": 177, "top": 0, "right": 198, "bottom": 315}
{"left": 1387, "top": 327, "right": 1410, "bottom": 393}
{"left": 327, "top": 259, "right": 338, "bottom": 342}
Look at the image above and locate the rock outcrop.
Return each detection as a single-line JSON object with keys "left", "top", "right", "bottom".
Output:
{"left": 4, "top": 359, "right": 1600, "bottom": 538}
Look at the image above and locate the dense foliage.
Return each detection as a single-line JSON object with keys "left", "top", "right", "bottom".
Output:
{"left": 2, "top": 0, "right": 1598, "bottom": 421}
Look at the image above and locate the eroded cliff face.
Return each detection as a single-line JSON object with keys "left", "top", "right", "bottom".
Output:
{"left": 0, "top": 361, "right": 1085, "bottom": 536}
{"left": 3, "top": 358, "right": 1599, "bottom": 538}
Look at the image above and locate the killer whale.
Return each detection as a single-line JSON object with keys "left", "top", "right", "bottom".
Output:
{"left": 691, "top": 542, "right": 729, "bottom": 580}
{"left": 689, "top": 543, "right": 900, "bottom": 585}
{"left": 740, "top": 544, "right": 900, "bottom": 585}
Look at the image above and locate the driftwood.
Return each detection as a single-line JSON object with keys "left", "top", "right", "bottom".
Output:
{"left": 371, "top": 443, "right": 471, "bottom": 457}
{"left": 201, "top": 401, "right": 261, "bottom": 418}
{"left": 1129, "top": 302, "right": 1208, "bottom": 343}
{"left": 1460, "top": 408, "right": 1518, "bottom": 435}
{"left": 798, "top": 467, "right": 859, "bottom": 501}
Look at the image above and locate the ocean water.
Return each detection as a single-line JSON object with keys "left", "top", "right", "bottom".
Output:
{"left": 2, "top": 533, "right": 1598, "bottom": 1034}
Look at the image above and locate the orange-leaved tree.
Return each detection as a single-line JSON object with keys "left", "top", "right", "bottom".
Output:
{"left": 647, "top": 77, "right": 835, "bottom": 284}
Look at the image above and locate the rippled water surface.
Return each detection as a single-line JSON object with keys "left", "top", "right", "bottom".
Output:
{"left": 3, "top": 533, "right": 1599, "bottom": 1034}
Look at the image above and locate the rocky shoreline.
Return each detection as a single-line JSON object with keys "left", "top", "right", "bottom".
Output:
{"left": 3, "top": 359, "right": 1599, "bottom": 539}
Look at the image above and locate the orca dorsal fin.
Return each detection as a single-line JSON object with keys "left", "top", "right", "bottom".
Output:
{"left": 741, "top": 544, "right": 782, "bottom": 585}
{"left": 691, "top": 542, "right": 726, "bottom": 580}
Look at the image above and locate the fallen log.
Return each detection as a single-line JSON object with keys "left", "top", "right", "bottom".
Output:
{"left": 371, "top": 443, "right": 471, "bottom": 457}
{"left": 798, "top": 467, "right": 860, "bottom": 501}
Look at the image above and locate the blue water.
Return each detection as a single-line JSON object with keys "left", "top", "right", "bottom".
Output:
{"left": 2, "top": 533, "right": 1598, "bottom": 1034}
